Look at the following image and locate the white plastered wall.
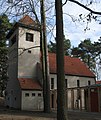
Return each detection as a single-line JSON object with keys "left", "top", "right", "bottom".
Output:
{"left": 21, "top": 90, "right": 43, "bottom": 111}
{"left": 18, "top": 27, "right": 40, "bottom": 78}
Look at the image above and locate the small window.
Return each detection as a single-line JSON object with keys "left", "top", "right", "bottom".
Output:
{"left": 25, "top": 93, "right": 29, "bottom": 97}
{"left": 26, "top": 33, "right": 33, "bottom": 42}
{"left": 77, "top": 80, "right": 80, "bottom": 87}
{"left": 32, "top": 93, "right": 35, "bottom": 96}
{"left": 28, "top": 50, "right": 31, "bottom": 53}
{"left": 88, "top": 81, "right": 91, "bottom": 86}
{"left": 51, "top": 78, "right": 54, "bottom": 89}
{"left": 65, "top": 79, "right": 67, "bottom": 88}
{"left": 38, "top": 93, "right": 41, "bottom": 97}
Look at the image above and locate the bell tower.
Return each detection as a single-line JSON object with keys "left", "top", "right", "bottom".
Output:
{"left": 7, "top": 15, "right": 40, "bottom": 79}
{"left": 17, "top": 15, "right": 40, "bottom": 78}
{"left": 5, "top": 15, "right": 44, "bottom": 110}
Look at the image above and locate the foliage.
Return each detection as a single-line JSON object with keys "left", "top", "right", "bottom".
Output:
{"left": 0, "top": 14, "right": 12, "bottom": 42}
{"left": 48, "top": 37, "right": 101, "bottom": 76}
{"left": 0, "top": 48, "right": 8, "bottom": 96}
{"left": 48, "top": 36, "right": 101, "bottom": 79}
{"left": 0, "top": 14, "right": 12, "bottom": 96}
{"left": 48, "top": 36, "right": 71, "bottom": 55}
{"left": 93, "top": 37, "right": 101, "bottom": 79}
{"left": 93, "top": 37, "right": 101, "bottom": 58}
{"left": 71, "top": 39, "right": 96, "bottom": 73}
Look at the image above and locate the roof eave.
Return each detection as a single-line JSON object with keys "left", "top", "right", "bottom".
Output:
{"left": 6, "top": 22, "right": 40, "bottom": 39}
{"left": 50, "top": 72, "right": 95, "bottom": 78}
{"left": 21, "top": 88, "right": 42, "bottom": 91}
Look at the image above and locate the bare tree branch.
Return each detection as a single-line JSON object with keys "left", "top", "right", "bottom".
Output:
{"left": 62, "top": 0, "right": 68, "bottom": 6}
{"left": 29, "top": 0, "right": 40, "bottom": 23}
{"left": 68, "top": 0, "right": 101, "bottom": 15}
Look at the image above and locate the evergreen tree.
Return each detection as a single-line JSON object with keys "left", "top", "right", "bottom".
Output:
{"left": 93, "top": 37, "right": 101, "bottom": 79}
{"left": 71, "top": 39, "right": 96, "bottom": 73}
{"left": 93, "top": 37, "right": 101, "bottom": 58}
{"left": 0, "top": 14, "right": 12, "bottom": 96}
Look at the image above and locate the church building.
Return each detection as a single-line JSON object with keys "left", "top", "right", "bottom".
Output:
{"left": 5, "top": 15, "right": 95, "bottom": 111}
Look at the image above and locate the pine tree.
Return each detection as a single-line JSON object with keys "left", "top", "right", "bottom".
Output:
{"left": 0, "top": 14, "right": 12, "bottom": 96}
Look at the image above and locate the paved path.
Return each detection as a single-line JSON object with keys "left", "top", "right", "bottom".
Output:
{"left": 0, "top": 108, "right": 101, "bottom": 120}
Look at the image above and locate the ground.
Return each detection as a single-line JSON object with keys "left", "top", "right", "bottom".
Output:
{"left": 0, "top": 107, "right": 101, "bottom": 120}
{"left": 0, "top": 97, "right": 101, "bottom": 120}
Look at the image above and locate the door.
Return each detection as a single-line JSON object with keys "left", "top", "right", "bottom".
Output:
{"left": 90, "top": 88, "right": 99, "bottom": 112}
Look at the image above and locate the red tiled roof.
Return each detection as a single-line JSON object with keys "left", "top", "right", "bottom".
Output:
{"left": 96, "top": 81, "right": 101, "bottom": 84}
{"left": 19, "top": 15, "right": 37, "bottom": 26}
{"left": 18, "top": 78, "right": 42, "bottom": 90}
{"left": 48, "top": 53, "right": 95, "bottom": 77}
{"left": 7, "top": 15, "right": 40, "bottom": 39}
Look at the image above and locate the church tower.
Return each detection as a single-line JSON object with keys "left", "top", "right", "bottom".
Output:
{"left": 7, "top": 15, "right": 41, "bottom": 80}
{"left": 5, "top": 15, "right": 43, "bottom": 110}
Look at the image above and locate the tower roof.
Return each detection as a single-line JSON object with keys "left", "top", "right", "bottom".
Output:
{"left": 6, "top": 15, "right": 40, "bottom": 39}
{"left": 18, "top": 15, "right": 40, "bottom": 29}
{"left": 19, "top": 15, "right": 38, "bottom": 26}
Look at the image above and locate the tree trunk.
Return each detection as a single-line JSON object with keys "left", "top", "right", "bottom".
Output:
{"left": 55, "top": 0, "right": 68, "bottom": 120}
{"left": 40, "top": 0, "right": 50, "bottom": 113}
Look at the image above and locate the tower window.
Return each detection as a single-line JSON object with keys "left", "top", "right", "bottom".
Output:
{"left": 26, "top": 33, "right": 33, "bottom": 42}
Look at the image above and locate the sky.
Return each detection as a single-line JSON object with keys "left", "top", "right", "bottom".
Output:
{"left": 1, "top": 0, "right": 101, "bottom": 47}
{"left": 62, "top": 0, "right": 101, "bottom": 47}
{"left": 62, "top": 0, "right": 101, "bottom": 79}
